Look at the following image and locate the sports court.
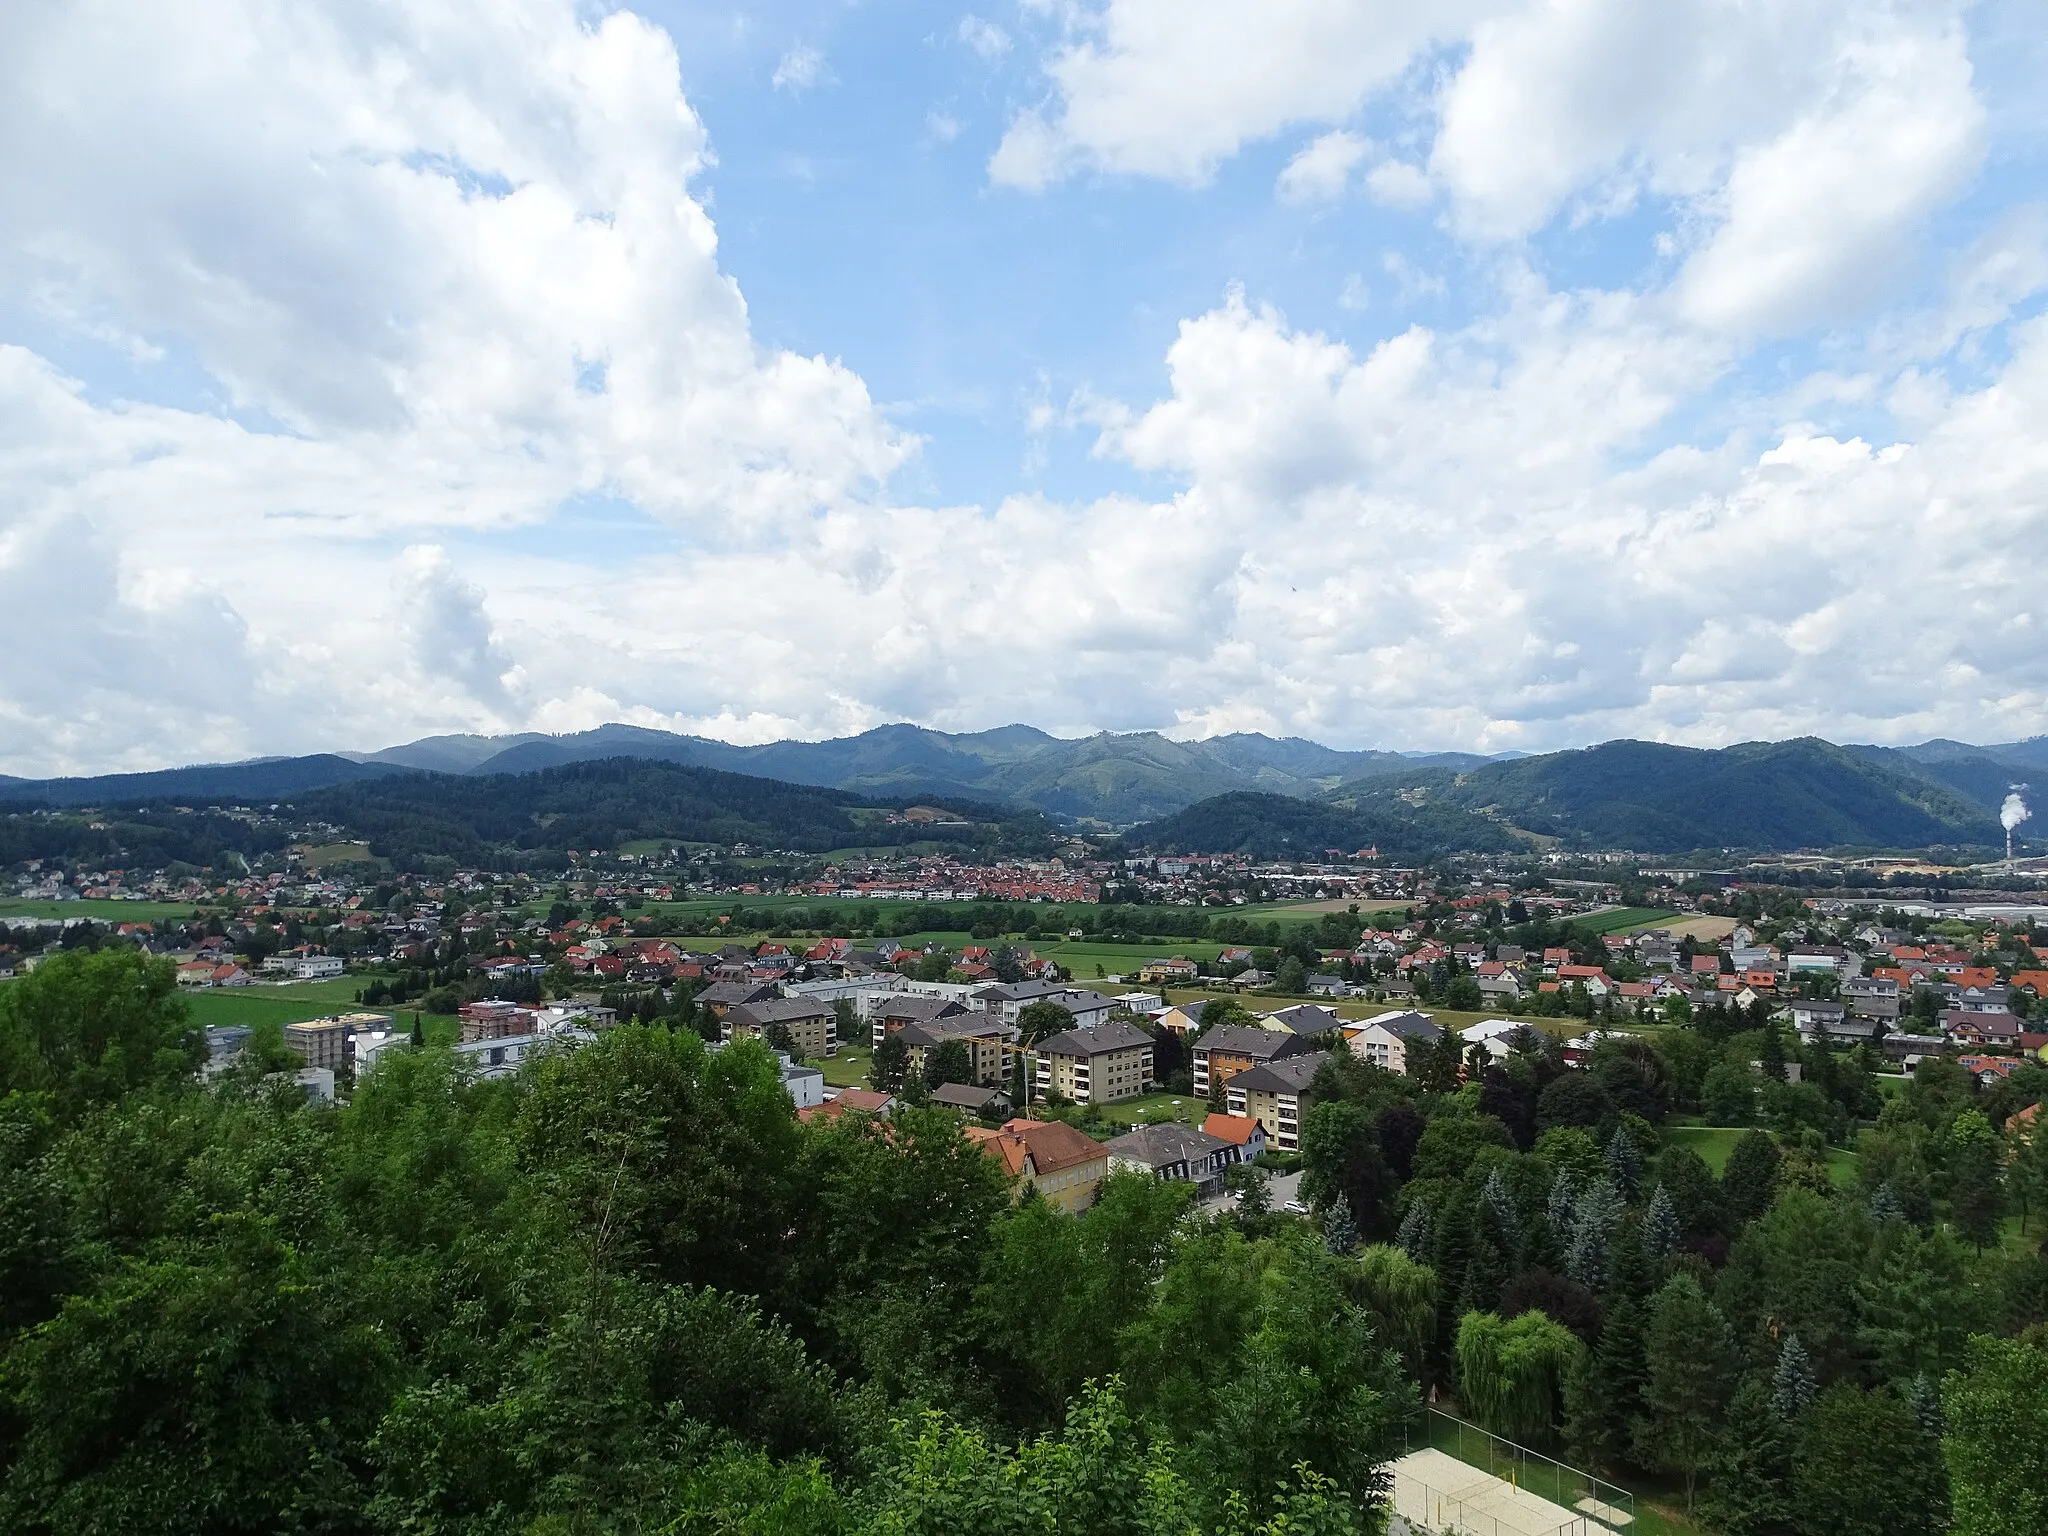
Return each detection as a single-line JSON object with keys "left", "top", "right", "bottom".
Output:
{"left": 1390, "top": 1447, "right": 1602, "bottom": 1536}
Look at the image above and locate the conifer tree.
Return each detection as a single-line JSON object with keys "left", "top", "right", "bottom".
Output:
{"left": 1483, "top": 1166, "right": 1521, "bottom": 1259}
{"left": 1868, "top": 1180, "right": 1906, "bottom": 1226}
{"left": 1771, "top": 1332, "right": 1817, "bottom": 1421}
{"left": 1396, "top": 1198, "right": 1432, "bottom": 1263}
{"left": 1700, "top": 1377, "right": 1796, "bottom": 1536}
{"left": 1642, "top": 1184, "right": 1680, "bottom": 1266}
{"left": 1324, "top": 1192, "right": 1360, "bottom": 1256}
{"left": 1547, "top": 1168, "right": 1577, "bottom": 1246}
{"left": 1567, "top": 1177, "right": 1623, "bottom": 1292}
{"left": 1606, "top": 1127, "right": 1644, "bottom": 1198}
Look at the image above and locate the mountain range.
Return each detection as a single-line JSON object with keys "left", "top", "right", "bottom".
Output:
{"left": 1, "top": 724, "right": 2041, "bottom": 856}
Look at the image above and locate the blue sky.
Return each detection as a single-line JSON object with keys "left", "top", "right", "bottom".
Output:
{"left": 2, "top": 0, "right": 2047, "bottom": 774}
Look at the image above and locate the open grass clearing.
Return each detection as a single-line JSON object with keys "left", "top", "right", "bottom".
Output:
{"left": 0, "top": 898, "right": 207, "bottom": 922}
{"left": 1566, "top": 906, "right": 1685, "bottom": 936}
{"left": 177, "top": 976, "right": 380, "bottom": 1029}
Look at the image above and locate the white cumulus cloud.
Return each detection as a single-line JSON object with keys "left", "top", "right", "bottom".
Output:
{"left": 1277, "top": 131, "right": 1371, "bottom": 205}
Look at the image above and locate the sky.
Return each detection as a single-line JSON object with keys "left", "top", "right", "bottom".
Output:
{"left": 4, "top": 0, "right": 2047, "bottom": 776}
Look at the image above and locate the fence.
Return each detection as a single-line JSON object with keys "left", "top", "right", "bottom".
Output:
{"left": 1400, "top": 1408, "right": 1635, "bottom": 1534}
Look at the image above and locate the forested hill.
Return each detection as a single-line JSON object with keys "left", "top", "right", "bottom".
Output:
{"left": 1157, "top": 737, "right": 1996, "bottom": 856}
{"left": 1125, "top": 790, "right": 1523, "bottom": 861}
{"left": 295, "top": 756, "right": 1054, "bottom": 865}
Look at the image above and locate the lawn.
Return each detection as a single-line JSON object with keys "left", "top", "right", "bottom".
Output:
{"left": 1568, "top": 906, "right": 1687, "bottom": 936}
{"left": 1662, "top": 1123, "right": 1747, "bottom": 1172}
{"left": 0, "top": 898, "right": 207, "bottom": 921}
{"left": 1665, "top": 1117, "right": 1860, "bottom": 1189}
{"left": 176, "top": 976, "right": 383, "bottom": 1030}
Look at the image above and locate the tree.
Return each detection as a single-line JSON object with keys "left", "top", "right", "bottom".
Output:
{"left": 1353, "top": 1244, "right": 1438, "bottom": 1372}
{"left": 1703, "top": 1062, "right": 1759, "bottom": 1125}
{"left": 1015, "top": 1000, "right": 1076, "bottom": 1046}
{"left": 1605, "top": 1127, "right": 1645, "bottom": 1198}
{"left": 1793, "top": 1384, "right": 1947, "bottom": 1536}
{"left": 1323, "top": 1193, "right": 1360, "bottom": 1256}
{"left": 1455, "top": 1309, "right": 1584, "bottom": 1441}
{"left": 871, "top": 1033, "right": 910, "bottom": 1093}
{"left": 1700, "top": 1377, "right": 1796, "bottom": 1536}
{"left": 1721, "top": 1129, "right": 1783, "bottom": 1225}
{"left": 1276, "top": 957, "right": 1308, "bottom": 995}
{"left": 1641, "top": 1185, "right": 1680, "bottom": 1266}
{"left": 0, "top": 949, "right": 203, "bottom": 1117}
{"left": 1771, "top": 1333, "right": 1816, "bottom": 1420}
{"left": 1947, "top": 1109, "right": 2004, "bottom": 1250}
{"left": 1565, "top": 1178, "right": 1623, "bottom": 1292}
{"left": 1536, "top": 1073, "right": 1612, "bottom": 1132}
{"left": 1634, "top": 1273, "right": 1736, "bottom": 1510}
{"left": 1395, "top": 1199, "right": 1432, "bottom": 1262}
{"left": 1759, "top": 1017, "right": 1788, "bottom": 1082}
{"left": 1943, "top": 1331, "right": 2048, "bottom": 1536}
{"left": 922, "top": 1038, "right": 974, "bottom": 1091}
{"left": 1300, "top": 1102, "right": 1395, "bottom": 1244}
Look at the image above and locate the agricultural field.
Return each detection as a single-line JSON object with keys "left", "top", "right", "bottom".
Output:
{"left": 0, "top": 898, "right": 206, "bottom": 922}
{"left": 1568, "top": 906, "right": 1687, "bottom": 936}
{"left": 175, "top": 976, "right": 384, "bottom": 1030}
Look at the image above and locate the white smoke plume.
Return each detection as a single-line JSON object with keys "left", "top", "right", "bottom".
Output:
{"left": 2005, "top": 788, "right": 2032, "bottom": 832}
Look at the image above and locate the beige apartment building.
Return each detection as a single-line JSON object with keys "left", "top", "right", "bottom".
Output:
{"left": 723, "top": 997, "right": 839, "bottom": 1058}
{"left": 1033, "top": 1020, "right": 1155, "bottom": 1105}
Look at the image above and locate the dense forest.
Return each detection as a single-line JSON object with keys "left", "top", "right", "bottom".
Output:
{"left": 294, "top": 758, "right": 1061, "bottom": 868}
{"left": 0, "top": 805, "right": 294, "bottom": 870}
{"left": 1328, "top": 739, "right": 2001, "bottom": 853}
{"left": 4, "top": 950, "right": 2047, "bottom": 1535}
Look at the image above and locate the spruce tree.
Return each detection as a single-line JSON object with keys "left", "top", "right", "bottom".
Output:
{"left": 1547, "top": 1168, "right": 1578, "bottom": 1247}
{"left": 1567, "top": 1177, "right": 1623, "bottom": 1292}
{"left": 1771, "top": 1332, "right": 1816, "bottom": 1420}
{"left": 1700, "top": 1377, "right": 1796, "bottom": 1536}
{"left": 1759, "top": 1017, "right": 1788, "bottom": 1082}
{"left": 1868, "top": 1180, "right": 1905, "bottom": 1226}
{"left": 1636, "top": 1273, "right": 1737, "bottom": 1511}
{"left": 1324, "top": 1191, "right": 1360, "bottom": 1256}
{"left": 1484, "top": 1166, "right": 1521, "bottom": 1260}
{"left": 1568, "top": 1293, "right": 1646, "bottom": 1471}
{"left": 1396, "top": 1198, "right": 1432, "bottom": 1263}
{"left": 1721, "top": 1129, "right": 1783, "bottom": 1226}
{"left": 1905, "top": 1372, "right": 1942, "bottom": 1438}
{"left": 1606, "top": 1127, "right": 1644, "bottom": 1198}
{"left": 1642, "top": 1184, "right": 1680, "bottom": 1266}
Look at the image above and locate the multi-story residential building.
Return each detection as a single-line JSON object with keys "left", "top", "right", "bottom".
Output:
{"left": 966, "top": 1118, "right": 1110, "bottom": 1213}
{"left": 1226, "top": 1051, "right": 1330, "bottom": 1154}
{"left": 1192, "top": 1024, "right": 1320, "bottom": 1097}
{"left": 1105, "top": 1123, "right": 1233, "bottom": 1197}
{"left": 1034, "top": 1020, "right": 1155, "bottom": 1104}
{"left": 870, "top": 993, "right": 975, "bottom": 1047}
{"left": 723, "top": 997, "right": 839, "bottom": 1058}
{"left": 893, "top": 1014, "right": 1012, "bottom": 1085}
{"left": 1346, "top": 1010, "right": 1444, "bottom": 1075}
{"left": 283, "top": 1015, "right": 351, "bottom": 1072}
{"left": 982, "top": 982, "right": 1118, "bottom": 1031}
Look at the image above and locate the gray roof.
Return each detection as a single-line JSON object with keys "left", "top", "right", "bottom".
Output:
{"left": 1264, "top": 1003, "right": 1343, "bottom": 1033}
{"left": 1037, "top": 1020, "right": 1155, "bottom": 1057}
{"left": 726, "top": 997, "right": 832, "bottom": 1028}
{"left": 1230, "top": 1050, "right": 1331, "bottom": 1096}
{"left": 895, "top": 1015, "right": 1009, "bottom": 1049}
{"left": 698, "top": 980, "right": 777, "bottom": 1007}
{"left": 1106, "top": 1122, "right": 1228, "bottom": 1169}
{"left": 1359, "top": 1010, "right": 1442, "bottom": 1042}
{"left": 874, "top": 995, "right": 970, "bottom": 1025}
{"left": 929, "top": 1081, "right": 1007, "bottom": 1111}
{"left": 1194, "top": 1025, "right": 1314, "bottom": 1062}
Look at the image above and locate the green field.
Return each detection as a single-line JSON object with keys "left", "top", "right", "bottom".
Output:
{"left": 1567, "top": 906, "right": 1684, "bottom": 936}
{"left": 1666, "top": 1119, "right": 1859, "bottom": 1189}
{"left": 1662, "top": 1123, "right": 1746, "bottom": 1171}
{"left": 175, "top": 977, "right": 383, "bottom": 1030}
{"left": 0, "top": 898, "right": 206, "bottom": 922}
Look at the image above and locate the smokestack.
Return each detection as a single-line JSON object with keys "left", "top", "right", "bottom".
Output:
{"left": 2003, "top": 786, "right": 2031, "bottom": 862}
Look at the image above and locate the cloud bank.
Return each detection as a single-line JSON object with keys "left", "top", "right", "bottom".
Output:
{"left": 2, "top": 0, "right": 2045, "bottom": 775}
